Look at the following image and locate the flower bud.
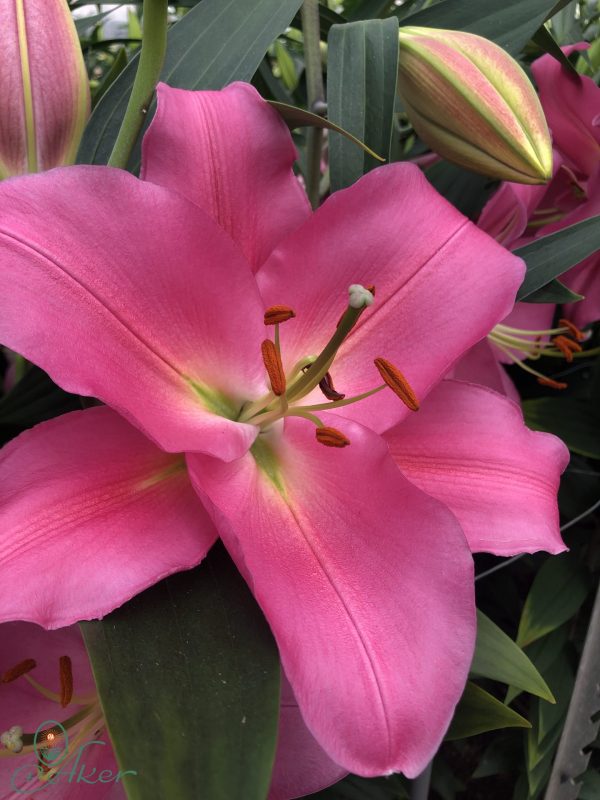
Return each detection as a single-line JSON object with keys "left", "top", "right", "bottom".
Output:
{"left": 0, "top": 0, "right": 90, "bottom": 178}
{"left": 397, "top": 26, "right": 553, "bottom": 184}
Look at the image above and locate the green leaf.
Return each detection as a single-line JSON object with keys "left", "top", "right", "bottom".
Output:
{"left": 523, "top": 398, "right": 600, "bottom": 460}
{"left": 471, "top": 611, "right": 555, "bottom": 702}
{"left": 523, "top": 278, "right": 583, "bottom": 304}
{"left": 274, "top": 40, "right": 298, "bottom": 91}
{"left": 399, "top": 0, "right": 569, "bottom": 54}
{"left": 75, "top": 5, "right": 124, "bottom": 37}
{"left": 531, "top": 25, "right": 578, "bottom": 74}
{"left": 270, "top": 101, "right": 385, "bottom": 161}
{"left": 291, "top": 5, "right": 346, "bottom": 38}
{"left": 81, "top": 543, "right": 280, "bottom": 800}
{"left": 328, "top": 18, "right": 399, "bottom": 191}
{"left": 516, "top": 553, "right": 591, "bottom": 647}
{"left": 77, "top": 0, "right": 303, "bottom": 166}
{"left": 445, "top": 682, "right": 531, "bottom": 740}
{"left": 515, "top": 215, "right": 600, "bottom": 300}
{"left": 0, "top": 366, "right": 81, "bottom": 445}
{"left": 424, "top": 160, "right": 495, "bottom": 219}
{"left": 93, "top": 48, "right": 128, "bottom": 109}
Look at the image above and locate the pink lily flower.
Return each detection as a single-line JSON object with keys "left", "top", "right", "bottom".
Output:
{"left": 455, "top": 46, "right": 600, "bottom": 393}
{"left": 0, "top": 0, "right": 90, "bottom": 178}
{"left": 0, "top": 83, "right": 567, "bottom": 780}
{"left": 481, "top": 45, "right": 600, "bottom": 327}
{"left": 0, "top": 623, "right": 344, "bottom": 799}
{"left": 0, "top": 622, "right": 124, "bottom": 799}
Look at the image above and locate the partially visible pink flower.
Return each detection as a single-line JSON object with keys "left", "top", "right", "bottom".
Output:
{"left": 0, "top": 83, "right": 568, "bottom": 780}
{"left": 0, "top": 623, "right": 343, "bottom": 799}
{"left": 0, "top": 622, "right": 124, "bottom": 799}
{"left": 477, "top": 46, "right": 600, "bottom": 330}
{"left": 0, "top": 0, "right": 90, "bottom": 178}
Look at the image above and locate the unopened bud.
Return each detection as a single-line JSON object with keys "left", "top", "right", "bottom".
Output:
{"left": 397, "top": 27, "right": 552, "bottom": 184}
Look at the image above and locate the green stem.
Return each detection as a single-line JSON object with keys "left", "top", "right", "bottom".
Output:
{"left": 301, "top": 0, "right": 324, "bottom": 209}
{"left": 108, "top": 0, "right": 168, "bottom": 169}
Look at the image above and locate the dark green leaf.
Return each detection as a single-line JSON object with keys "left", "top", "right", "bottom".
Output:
{"left": 523, "top": 278, "right": 583, "bottom": 304}
{"left": 312, "top": 774, "right": 409, "bottom": 799}
{"left": 0, "top": 366, "right": 81, "bottom": 445}
{"left": 81, "top": 543, "right": 280, "bottom": 800}
{"left": 328, "top": 18, "right": 399, "bottom": 191}
{"left": 523, "top": 397, "right": 600, "bottom": 459}
{"left": 424, "top": 160, "right": 495, "bottom": 218}
{"left": 531, "top": 25, "right": 578, "bottom": 74}
{"left": 445, "top": 682, "right": 531, "bottom": 740}
{"left": 75, "top": 6, "right": 123, "bottom": 36}
{"left": 92, "top": 48, "right": 129, "bottom": 109}
{"left": 516, "top": 553, "right": 591, "bottom": 647}
{"left": 77, "top": 0, "right": 304, "bottom": 166}
{"left": 270, "top": 101, "right": 385, "bottom": 160}
{"left": 291, "top": 5, "right": 346, "bottom": 38}
{"left": 346, "top": 0, "right": 396, "bottom": 21}
{"left": 399, "top": 0, "right": 570, "bottom": 55}
{"left": 515, "top": 215, "right": 600, "bottom": 300}
{"left": 471, "top": 611, "right": 554, "bottom": 702}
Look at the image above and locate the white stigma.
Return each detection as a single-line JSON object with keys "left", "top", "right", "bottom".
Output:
{"left": 348, "top": 284, "right": 374, "bottom": 309}
{"left": 1, "top": 725, "right": 24, "bottom": 753}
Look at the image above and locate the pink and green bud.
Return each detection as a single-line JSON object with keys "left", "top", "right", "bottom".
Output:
{"left": 397, "top": 26, "right": 553, "bottom": 184}
{"left": 0, "top": 0, "right": 90, "bottom": 178}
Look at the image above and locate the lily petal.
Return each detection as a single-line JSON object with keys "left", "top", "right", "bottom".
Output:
{"left": 0, "top": 407, "right": 217, "bottom": 629}
{"left": 532, "top": 46, "right": 600, "bottom": 176}
{"left": 0, "top": 167, "right": 266, "bottom": 460}
{"left": 0, "top": 0, "right": 89, "bottom": 177}
{"left": 385, "top": 380, "right": 568, "bottom": 556}
{"left": 0, "top": 622, "right": 124, "bottom": 799}
{"left": 257, "top": 163, "right": 524, "bottom": 432}
{"left": 141, "top": 83, "right": 310, "bottom": 271}
{"left": 187, "top": 415, "right": 475, "bottom": 777}
{"left": 269, "top": 674, "right": 347, "bottom": 800}
{"left": 448, "top": 339, "right": 519, "bottom": 402}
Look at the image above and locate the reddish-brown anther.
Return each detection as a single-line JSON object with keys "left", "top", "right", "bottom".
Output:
{"left": 558, "top": 319, "right": 586, "bottom": 342}
{"left": 261, "top": 339, "right": 287, "bottom": 396}
{"left": 537, "top": 376, "right": 568, "bottom": 390}
{"left": 1, "top": 658, "right": 36, "bottom": 683}
{"left": 552, "top": 335, "right": 583, "bottom": 363}
{"left": 59, "top": 655, "right": 73, "bottom": 707}
{"left": 316, "top": 427, "right": 351, "bottom": 448}
{"left": 264, "top": 305, "right": 296, "bottom": 325}
{"left": 374, "top": 358, "right": 419, "bottom": 411}
{"left": 319, "top": 372, "right": 345, "bottom": 401}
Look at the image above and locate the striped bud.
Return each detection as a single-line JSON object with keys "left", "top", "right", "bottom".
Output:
{"left": 0, "top": 0, "right": 90, "bottom": 178}
{"left": 397, "top": 26, "right": 552, "bottom": 184}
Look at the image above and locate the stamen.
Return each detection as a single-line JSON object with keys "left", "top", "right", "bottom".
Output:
{"left": 316, "top": 426, "right": 351, "bottom": 448}
{"left": 264, "top": 305, "right": 296, "bottom": 325}
{"left": 261, "top": 339, "right": 286, "bottom": 396}
{"left": 537, "top": 376, "right": 567, "bottom": 390}
{"left": 374, "top": 358, "right": 419, "bottom": 411}
{"left": 318, "top": 372, "right": 345, "bottom": 401}
{"left": 558, "top": 319, "right": 587, "bottom": 342}
{"left": 1, "top": 659, "right": 36, "bottom": 683}
{"left": 59, "top": 656, "right": 73, "bottom": 708}
{"left": 552, "top": 335, "right": 583, "bottom": 363}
